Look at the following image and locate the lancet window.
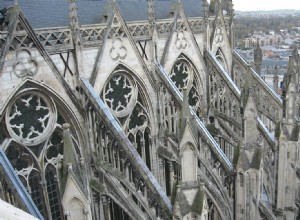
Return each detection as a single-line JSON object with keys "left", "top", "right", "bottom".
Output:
{"left": 102, "top": 67, "right": 152, "bottom": 169}
{"left": 169, "top": 55, "right": 204, "bottom": 117}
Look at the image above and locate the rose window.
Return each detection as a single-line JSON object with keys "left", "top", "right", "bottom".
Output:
{"left": 170, "top": 57, "right": 203, "bottom": 117}
{"left": 103, "top": 73, "right": 137, "bottom": 117}
{"left": 170, "top": 61, "right": 192, "bottom": 92}
{"left": 6, "top": 92, "right": 56, "bottom": 146}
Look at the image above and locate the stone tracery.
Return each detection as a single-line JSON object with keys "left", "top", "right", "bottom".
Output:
{"left": 1, "top": 88, "right": 81, "bottom": 220}
{"left": 6, "top": 91, "right": 56, "bottom": 146}
{"left": 101, "top": 67, "right": 152, "bottom": 169}
{"left": 170, "top": 55, "right": 204, "bottom": 116}
{"left": 103, "top": 73, "right": 136, "bottom": 117}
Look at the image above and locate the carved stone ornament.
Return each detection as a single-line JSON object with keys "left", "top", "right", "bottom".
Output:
{"left": 110, "top": 38, "right": 127, "bottom": 60}
{"left": 5, "top": 90, "right": 57, "bottom": 146}
{"left": 215, "top": 27, "right": 223, "bottom": 44}
{"left": 13, "top": 49, "right": 38, "bottom": 78}
{"left": 103, "top": 73, "right": 137, "bottom": 117}
{"left": 175, "top": 31, "right": 188, "bottom": 50}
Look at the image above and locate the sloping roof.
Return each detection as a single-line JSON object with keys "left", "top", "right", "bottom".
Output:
{"left": 3, "top": 0, "right": 70, "bottom": 28}
{"left": 0, "top": 148, "right": 43, "bottom": 219}
{"left": 2, "top": 0, "right": 204, "bottom": 28}
{"left": 181, "top": 0, "right": 204, "bottom": 18}
{"left": 262, "top": 60, "right": 288, "bottom": 68}
{"left": 0, "top": 199, "right": 38, "bottom": 220}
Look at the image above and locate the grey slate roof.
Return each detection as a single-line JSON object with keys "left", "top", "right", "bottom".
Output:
{"left": 262, "top": 60, "right": 288, "bottom": 68}
{"left": 181, "top": 0, "right": 204, "bottom": 18}
{"left": 2, "top": 0, "right": 204, "bottom": 29}
{"left": 3, "top": 0, "right": 70, "bottom": 28}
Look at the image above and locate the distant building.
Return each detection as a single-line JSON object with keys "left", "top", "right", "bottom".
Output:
{"left": 243, "top": 35, "right": 281, "bottom": 48}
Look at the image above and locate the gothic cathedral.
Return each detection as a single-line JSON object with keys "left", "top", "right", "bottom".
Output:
{"left": 0, "top": 0, "right": 299, "bottom": 220}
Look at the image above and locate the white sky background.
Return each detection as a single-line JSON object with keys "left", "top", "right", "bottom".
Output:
{"left": 232, "top": 0, "right": 300, "bottom": 11}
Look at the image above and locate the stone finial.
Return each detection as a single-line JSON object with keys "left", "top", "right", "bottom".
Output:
{"left": 250, "top": 148, "right": 262, "bottom": 169}
{"left": 243, "top": 89, "right": 259, "bottom": 144}
{"left": 63, "top": 123, "right": 74, "bottom": 167}
{"left": 285, "top": 74, "right": 297, "bottom": 122}
{"left": 202, "top": 0, "right": 209, "bottom": 18}
{"left": 191, "top": 184, "right": 205, "bottom": 215}
{"left": 273, "top": 67, "right": 279, "bottom": 93}
{"left": 68, "top": 0, "right": 79, "bottom": 28}
{"left": 148, "top": 0, "right": 155, "bottom": 31}
{"left": 62, "top": 123, "right": 77, "bottom": 166}
{"left": 241, "top": 65, "right": 252, "bottom": 108}
{"left": 61, "top": 123, "right": 77, "bottom": 194}
{"left": 227, "top": 0, "right": 234, "bottom": 16}
{"left": 62, "top": 123, "right": 71, "bottom": 130}
{"left": 254, "top": 38, "right": 263, "bottom": 76}
{"left": 293, "top": 44, "right": 299, "bottom": 56}
{"left": 180, "top": 87, "right": 191, "bottom": 137}
{"left": 182, "top": 87, "right": 191, "bottom": 119}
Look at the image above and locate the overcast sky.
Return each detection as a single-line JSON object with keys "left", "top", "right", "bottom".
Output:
{"left": 232, "top": 0, "right": 300, "bottom": 11}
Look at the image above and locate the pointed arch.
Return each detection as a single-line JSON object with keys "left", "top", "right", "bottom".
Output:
{"left": 171, "top": 53, "right": 205, "bottom": 90}
{"left": 101, "top": 63, "right": 154, "bottom": 170}
{"left": 170, "top": 53, "right": 206, "bottom": 117}
{"left": 0, "top": 78, "right": 84, "bottom": 151}
{"left": 101, "top": 63, "right": 154, "bottom": 131}
{"left": 181, "top": 143, "right": 197, "bottom": 182}
{"left": 181, "top": 141, "right": 197, "bottom": 153}
{"left": 67, "top": 197, "right": 86, "bottom": 220}
{"left": 0, "top": 78, "right": 85, "bottom": 219}
{"left": 45, "top": 163, "right": 64, "bottom": 220}
{"left": 216, "top": 47, "right": 229, "bottom": 73}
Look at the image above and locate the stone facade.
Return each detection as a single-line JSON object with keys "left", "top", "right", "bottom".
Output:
{"left": 0, "top": 0, "right": 299, "bottom": 219}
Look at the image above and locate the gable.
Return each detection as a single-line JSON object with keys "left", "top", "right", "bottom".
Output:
{"left": 210, "top": 9, "right": 232, "bottom": 73}
{"left": 91, "top": 5, "right": 156, "bottom": 97}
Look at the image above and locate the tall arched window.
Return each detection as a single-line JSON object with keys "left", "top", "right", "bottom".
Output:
{"left": 1, "top": 88, "right": 82, "bottom": 219}
{"left": 45, "top": 164, "right": 64, "bottom": 220}
{"left": 170, "top": 55, "right": 204, "bottom": 117}
{"left": 101, "top": 66, "right": 152, "bottom": 170}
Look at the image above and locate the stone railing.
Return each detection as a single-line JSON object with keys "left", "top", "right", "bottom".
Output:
{"left": 156, "top": 63, "right": 233, "bottom": 173}
{"left": 0, "top": 13, "right": 209, "bottom": 55}
{"left": 233, "top": 50, "right": 283, "bottom": 132}
{"left": 0, "top": 27, "right": 73, "bottom": 53}
{"left": 205, "top": 51, "right": 243, "bottom": 162}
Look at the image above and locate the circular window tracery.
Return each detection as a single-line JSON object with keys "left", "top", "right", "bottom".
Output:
{"left": 169, "top": 60, "right": 193, "bottom": 91}
{"left": 6, "top": 91, "right": 57, "bottom": 146}
{"left": 170, "top": 57, "right": 204, "bottom": 116}
{"left": 103, "top": 73, "right": 137, "bottom": 117}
